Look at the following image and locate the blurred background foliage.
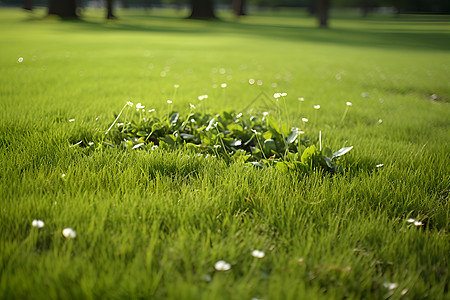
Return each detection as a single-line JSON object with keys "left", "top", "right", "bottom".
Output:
{"left": 2, "top": 0, "right": 450, "bottom": 14}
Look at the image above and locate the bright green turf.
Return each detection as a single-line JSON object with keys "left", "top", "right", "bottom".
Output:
{"left": 0, "top": 7, "right": 449, "bottom": 299}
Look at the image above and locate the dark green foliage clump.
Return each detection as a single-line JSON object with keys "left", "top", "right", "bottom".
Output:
{"left": 88, "top": 105, "right": 353, "bottom": 174}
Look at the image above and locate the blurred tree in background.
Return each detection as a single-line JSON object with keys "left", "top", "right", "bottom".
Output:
{"left": 188, "top": 0, "right": 216, "bottom": 18}
{"left": 11, "top": 0, "right": 449, "bottom": 24}
{"left": 47, "top": 0, "right": 78, "bottom": 17}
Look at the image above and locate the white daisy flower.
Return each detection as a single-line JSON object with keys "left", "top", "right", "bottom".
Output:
{"left": 62, "top": 228, "right": 77, "bottom": 239}
{"left": 214, "top": 260, "right": 231, "bottom": 271}
{"left": 251, "top": 250, "right": 265, "bottom": 259}
{"left": 32, "top": 220, "right": 45, "bottom": 228}
{"left": 383, "top": 282, "right": 398, "bottom": 290}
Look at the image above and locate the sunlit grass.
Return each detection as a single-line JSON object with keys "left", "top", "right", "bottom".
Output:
{"left": 0, "top": 7, "right": 449, "bottom": 299}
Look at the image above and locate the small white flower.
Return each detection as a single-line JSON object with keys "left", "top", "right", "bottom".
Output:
{"left": 251, "top": 129, "right": 258, "bottom": 134}
{"left": 117, "top": 123, "right": 124, "bottom": 126}
{"left": 273, "top": 93, "right": 281, "bottom": 99}
{"left": 126, "top": 101, "right": 134, "bottom": 107}
{"left": 190, "top": 103, "right": 196, "bottom": 109}
{"left": 249, "top": 78, "right": 255, "bottom": 85}
{"left": 236, "top": 113, "right": 242, "bottom": 118}
{"left": 17, "top": 57, "right": 24, "bottom": 63}
{"left": 221, "top": 83, "right": 227, "bottom": 88}
{"left": 213, "top": 145, "right": 220, "bottom": 149}
{"left": 68, "top": 119, "right": 75, "bottom": 122}
{"left": 407, "top": 218, "right": 415, "bottom": 223}
{"left": 167, "top": 100, "right": 172, "bottom": 104}
{"left": 62, "top": 228, "right": 76, "bottom": 239}
{"left": 61, "top": 174, "right": 66, "bottom": 178}
{"left": 32, "top": 220, "right": 45, "bottom": 228}
{"left": 376, "top": 164, "right": 384, "bottom": 168}
{"left": 401, "top": 289, "right": 408, "bottom": 296}
{"left": 302, "top": 118, "right": 308, "bottom": 122}
{"left": 299, "top": 131, "right": 304, "bottom": 134}
{"left": 174, "top": 84, "right": 180, "bottom": 88}
{"left": 136, "top": 103, "right": 145, "bottom": 109}
{"left": 262, "top": 112, "right": 269, "bottom": 117}
{"left": 257, "top": 80, "right": 263, "bottom": 86}
{"left": 198, "top": 95, "right": 208, "bottom": 101}
{"left": 280, "top": 92, "right": 287, "bottom": 97}
{"left": 414, "top": 221, "right": 423, "bottom": 226}
{"left": 88, "top": 142, "right": 94, "bottom": 146}
{"left": 378, "top": 119, "right": 383, "bottom": 124}
{"left": 151, "top": 145, "right": 158, "bottom": 151}
{"left": 251, "top": 250, "right": 265, "bottom": 259}
{"left": 313, "top": 105, "right": 320, "bottom": 110}
{"left": 346, "top": 101, "right": 352, "bottom": 106}
{"left": 148, "top": 109, "right": 155, "bottom": 113}
{"left": 214, "top": 260, "right": 231, "bottom": 271}
{"left": 383, "top": 282, "right": 398, "bottom": 290}
{"left": 298, "top": 97, "right": 304, "bottom": 101}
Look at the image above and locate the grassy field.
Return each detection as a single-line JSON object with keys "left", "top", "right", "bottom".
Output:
{"left": 0, "top": 7, "right": 449, "bottom": 299}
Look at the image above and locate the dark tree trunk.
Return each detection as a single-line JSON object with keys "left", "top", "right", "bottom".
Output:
{"left": 189, "top": 0, "right": 216, "bottom": 19}
{"left": 48, "top": 0, "right": 78, "bottom": 18}
{"left": 308, "top": 0, "right": 315, "bottom": 15}
{"left": 360, "top": 0, "right": 369, "bottom": 17}
{"left": 106, "top": 0, "right": 116, "bottom": 19}
{"left": 316, "top": 0, "right": 330, "bottom": 27}
{"left": 23, "top": 0, "right": 33, "bottom": 10}
{"left": 233, "top": 0, "right": 246, "bottom": 16}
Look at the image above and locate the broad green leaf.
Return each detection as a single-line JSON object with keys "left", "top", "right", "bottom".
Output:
{"left": 227, "top": 124, "right": 243, "bottom": 132}
{"left": 180, "top": 133, "right": 196, "bottom": 140}
{"left": 169, "top": 112, "right": 179, "bottom": 125}
{"left": 286, "top": 128, "right": 298, "bottom": 144}
{"left": 301, "top": 145, "right": 317, "bottom": 164}
{"left": 332, "top": 146, "right": 353, "bottom": 159}
{"left": 264, "top": 139, "right": 276, "bottom": 154}
{"left": 322, "top": 147, "right": 333, "bottom": 158}
{"left": 229, "top": 139, "right": 242, "bottom": 147}
{"left": 262, "top": 131, "right": 272, "bottom": 140}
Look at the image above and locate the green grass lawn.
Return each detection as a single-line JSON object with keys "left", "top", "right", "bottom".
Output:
{"left": 0, "top": 7, "right": 449, "bottom": 299}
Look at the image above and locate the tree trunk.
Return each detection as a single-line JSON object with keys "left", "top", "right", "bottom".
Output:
{"left": 360, "top": 0, "right": 368, "bottom": 17}
{"left": 106, "top": 0, "right": 116, "bottom": 19}
{"left": 316, "top": 0, "right": 330, "bottom": 27}
{"left": 308, "top": 0, "right": 315, "bottom": 16}
{"left": 48, "top": 0, "right": 78, "bottom": 18}
{"left": 188, "top": 0, "right": 216, "bottom": 19}
{"left": 23, "top": 0, "right": 33, "bottom": 10}
{"left": 233, "top": 0, "right": 246, "bottom": 16}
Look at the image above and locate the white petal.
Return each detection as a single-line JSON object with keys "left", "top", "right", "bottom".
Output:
{"left": 251, "top": 250, "right": 265, "bottom": 258}
{"left": 62, "top": 228, "right": 76, "bottom": 239}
